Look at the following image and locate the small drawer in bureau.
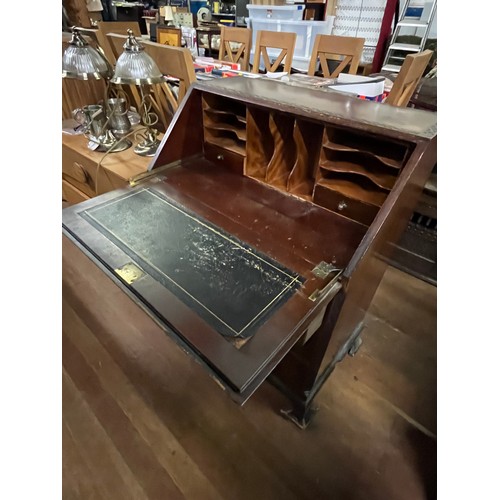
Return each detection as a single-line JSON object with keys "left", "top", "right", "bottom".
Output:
{"left": 312, "top": 183, "right": 380, "bottom": 226}
{"left": 204, "top": 141, "right": 245, "bottom": 174}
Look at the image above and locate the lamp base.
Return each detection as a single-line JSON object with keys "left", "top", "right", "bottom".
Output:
{"left": 133, "top": 129, "right": 160, "bottom": 157}
{"left": 88, "top": 131, "right": 132, "bottom": 153}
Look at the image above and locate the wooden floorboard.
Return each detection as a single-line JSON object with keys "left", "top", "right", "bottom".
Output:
{"left": 62, "top": 369, "right": 149, "bottom": 500}
{"left": 62, "top": 237, "right": 436, "bottom": 499}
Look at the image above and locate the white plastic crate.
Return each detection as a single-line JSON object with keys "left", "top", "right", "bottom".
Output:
{"left": 246, "top": 4, "right": 305, "bottom": 20}
{"left": 247, "top": 16, "right": 334, "bottom": 70}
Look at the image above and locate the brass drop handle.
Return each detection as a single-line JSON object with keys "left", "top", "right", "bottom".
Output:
{"left": 337, "top": 200, "right": 347, "bottom": 211}
{"left": 217, "top": 154, "right": 224, "bottom": 161}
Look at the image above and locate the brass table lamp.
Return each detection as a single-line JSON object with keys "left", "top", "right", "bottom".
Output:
{"left": 62, "top": 27, "right": 131, "bottom": 153}
{"left": 110, "top": 29, "right": 165, "bottom": 157}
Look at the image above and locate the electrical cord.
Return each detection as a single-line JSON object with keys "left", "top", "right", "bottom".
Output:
{"left": 94, "top": 125, "right": 149, "bottom": 195}
{"left": 83, "top": 85, "right": 161, "bottom": 195}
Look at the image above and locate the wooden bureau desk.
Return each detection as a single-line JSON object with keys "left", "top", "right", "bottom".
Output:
{"left": 62, "top": 132, "right": 154, "bottom": 204}
{"left": 63, "top": 78, "right": 436, "bottom": 427}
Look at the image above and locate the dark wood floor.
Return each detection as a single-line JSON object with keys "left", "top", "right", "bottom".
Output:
{"left": 62, "top": 237, "right": 436, "bottom": 500}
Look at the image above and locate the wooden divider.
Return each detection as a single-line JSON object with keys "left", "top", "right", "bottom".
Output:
{"left": 200, "top": 94, "right": 413, "bottom": 226}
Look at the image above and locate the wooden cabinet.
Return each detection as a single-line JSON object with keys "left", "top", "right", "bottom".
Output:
{"left": 62, "top": 133, "right": 153, "bottom": 203}
{"left": 304, "top": 0, "right": 327, "bottom": 20}
{"left": 62, "top": 78, "right": 436, "bottom": 427}
{"left": 209, "top": 0, "right": 249, "bottom": 27}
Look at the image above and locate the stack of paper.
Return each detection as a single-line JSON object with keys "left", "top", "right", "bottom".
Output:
{"left": 328, "top": 74, "right": 385, "bottom": 98}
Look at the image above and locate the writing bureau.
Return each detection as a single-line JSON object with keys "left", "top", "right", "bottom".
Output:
{"left": 62, "top": 77, "right": 437, "bottom": 428}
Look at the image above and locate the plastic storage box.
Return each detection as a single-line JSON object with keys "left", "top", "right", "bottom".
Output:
{"left": 247, "top": 16, "right": 334, "bottom": 71}
{"left": 246, "top": 4, "right": 305, "bottom": 20}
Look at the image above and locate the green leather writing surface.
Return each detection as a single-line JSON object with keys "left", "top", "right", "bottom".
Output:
{"left": 81, "top": 187, "right": 303, "bottom": 339}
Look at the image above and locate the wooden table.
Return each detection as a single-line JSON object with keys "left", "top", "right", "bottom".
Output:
{"left": 62, "top": 132, "right": 155, "bottom": 204}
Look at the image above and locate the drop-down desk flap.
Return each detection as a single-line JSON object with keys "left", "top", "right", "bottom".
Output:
{"left": 63, "top": 77, "right": 436, "bottom": 406}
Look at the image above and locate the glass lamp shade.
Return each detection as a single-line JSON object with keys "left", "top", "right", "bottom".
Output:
{"left": 110, "top": 30, "right": 164, "bottom": 85}
{"left": 62, "top": 28, "right": 112, "bottom": 80}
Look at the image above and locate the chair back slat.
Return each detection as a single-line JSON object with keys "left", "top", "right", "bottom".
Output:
{"left": 385, "top": 49, "right": 434, "bottom": 107}
{"left": 219, "top": 27, "right": 252, "bottom": 72}
{"left": 308, "top": 34, "right": 365, "bottom": 78}
{"left": 252, "top": 30, "right": 296, "bottom": 74}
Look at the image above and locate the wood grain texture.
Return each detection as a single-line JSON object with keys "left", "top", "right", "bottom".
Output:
{"left": 307, "top": 34, "right": 365, "bottom": 77}
{"left": 252, "top": 30, "right": 296, "bottom": 74}
{"left": 63, "top": 235, "right": 436, "bottom": 499}
{"left": 62, "top": 133, "right": 153, "bottom": 202}
{"left": 385, "top": 50, "right": 434, "bottom": 108}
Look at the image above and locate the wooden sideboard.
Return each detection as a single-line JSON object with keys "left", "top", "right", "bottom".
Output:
{"left": 62, "top": 133, "right": 153, "bottom": 204}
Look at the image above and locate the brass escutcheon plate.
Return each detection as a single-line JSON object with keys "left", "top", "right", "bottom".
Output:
{"left": 114, "top": 262, "right": 145, "bottom": 284}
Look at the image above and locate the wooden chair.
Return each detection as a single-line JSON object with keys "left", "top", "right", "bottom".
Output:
{"left": 95, "top": 21, "right": 142, "bottom": 64}
{"left": 107, "top": 33, "right": 197, "bottom": 130}
{"left": 307, "top": 34, "right": 365, "bottom": 78}
{"left": 218, "top": 26, "right": 252, "bottom": 72}
{"left": 385, "top": 49, "right": 434, "bottom": 107}
{"left": 252, "top": 30, "right": 296, "bottom": 74}
{"left": 62, "top": 0, "right": 91, "bottom": 28}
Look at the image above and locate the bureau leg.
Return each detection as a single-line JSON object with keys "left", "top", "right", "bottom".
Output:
{"left": 348, "top": 335, "right": 363, "bottom": 357}
{"left": 268, "top": 289, "right": 347, "bottom": 429}
{"left": 279, "top": 403, "right": 319, "bottom": 430}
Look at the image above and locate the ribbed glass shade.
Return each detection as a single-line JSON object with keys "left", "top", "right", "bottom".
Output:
{"left": 110, "top": 30, "right": 164, "bottom": 85}
{"left": 111, "top": 51, "right": 164, "bottom": 85}
{"left": 62, "top": 44, "right": 112, "bottom": 80}
{"left": 62, "top": 28, "right": 112, "bottom": 80}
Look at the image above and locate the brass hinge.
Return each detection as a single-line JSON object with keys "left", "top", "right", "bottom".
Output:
{"left": 128, "top": 163, "right": 171, "bottom": 187}
{"left": 312, "top": 261, "right": 339, "bottom": 279}
{"left": 309, "top": 263, "right": 343, "bottom": 302}
{"left": 114, "top": 262, "right": 145, "bottom": 284}
{"left": 128, "top": 155, "right": 203, "bottom": 187}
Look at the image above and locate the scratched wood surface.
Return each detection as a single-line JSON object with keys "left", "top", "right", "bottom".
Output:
{"left": 62, "top": 236, "right": 436, "bottom": 500}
